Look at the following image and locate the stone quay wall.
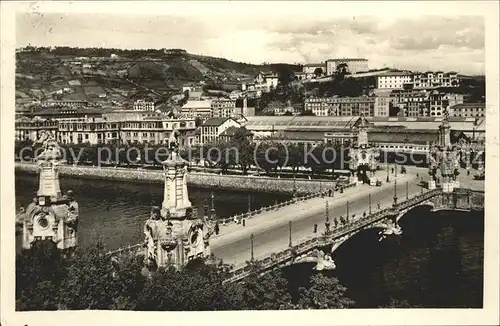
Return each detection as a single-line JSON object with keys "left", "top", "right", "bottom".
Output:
{"left": 15, "top": 162, "right": 349, "bottom": 195}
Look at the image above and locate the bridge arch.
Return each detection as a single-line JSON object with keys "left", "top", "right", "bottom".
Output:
{"left": 395, "top": 201, "right": 435, "bottom": 222}
{"left": 330, "top": 227, "right": 387, "bottom": 255}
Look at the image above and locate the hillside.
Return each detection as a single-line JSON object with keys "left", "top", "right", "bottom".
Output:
{"left": 15, "top": 47, "right": 301, "bottom": 106}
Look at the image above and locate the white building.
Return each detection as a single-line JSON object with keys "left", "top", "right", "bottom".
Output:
{"left": 302, "top": 63, "right": 326, "bottom": 75}
{"left": 254, "top": 71, "right": 279, "bottom": 91}
{"left": 376, "top": 72, "right": 413, "bottom": 89}
{"left": 211, "top": 98, "right": 236, "bottom": 118}
{"left": 325, "top": 58, "right": 369, "bottom": 75}
{"left": 413, "top": 71, "right": 460, "bottom": 89}
{"left": 133, "top": 100, "right": 155, "bottom": 111}
{"left": 180, "top": 100, "right": 213, "bottom": 118}
{"left": 199, "top": 117, "right": 241, "bottom": 145}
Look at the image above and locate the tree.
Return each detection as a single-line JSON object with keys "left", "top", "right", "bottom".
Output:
{"left": 314, "top": 68, "right": 324, "bottom": 77}
{"left": 297, "top": 274, "right": 355, "bottom": 309}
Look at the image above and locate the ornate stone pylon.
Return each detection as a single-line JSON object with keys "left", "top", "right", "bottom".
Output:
{"left": 143, "top": 129, "right": 214, "bottom": 270}
{"left": 348, "top": 115, "right": 379, "bottom": 185}
{"left": 21, "top": 131, "right": 79, "bottom": 250}
{"left": 428, "top": 109, "right": 460, "bottom": 192}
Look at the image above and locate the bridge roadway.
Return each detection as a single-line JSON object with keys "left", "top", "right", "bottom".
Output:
{"left": 211, "top": 172, "right": 422, "bottom": 268}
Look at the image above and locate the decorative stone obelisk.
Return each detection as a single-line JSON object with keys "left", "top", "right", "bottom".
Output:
{"left": 21, "top": 130, "right": 79, "bottom": 250}
{"left": 143, "top": 129, "right": 215, "bottom": 271}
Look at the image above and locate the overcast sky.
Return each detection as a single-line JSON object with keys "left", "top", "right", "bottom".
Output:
{"left": 16, "top": 4, "right": 485, "bottom": 75}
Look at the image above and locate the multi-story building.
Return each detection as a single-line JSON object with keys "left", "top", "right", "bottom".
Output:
{"left": 133, "top": 100, "right": 155, "bottom": 111}
{"left": 41, "top": 100, "right": 89, "bottom": 108}
{"left": 199, "top": 117, "right": 241, "bottom": 145}
{"left": 325, "top": 58, "right": 369, "bottom": 75}
{"left": 119, "top": 117, "right": 197, "bottom": 146}
{"left": 376, "top": 71, "right": 413, "bottom": 89}
{"left": 15, "top": 117, "right": 59, "bottom": 142}
{"left": 429, "top": 91, "right": 464, "bottom": 117}
{"left": 254, "top": 71, "right": 279, "bottom": 91}
{"left": 306, "top": 96, "right": 375, "bottom": 117}
{"left": 180, "top": 100, "right": 213, "bottom": 118}
{"left": 389, "top": 90, "right": 430, "bottom": 117}
{"left": 449, "top": 103, "right": 485, "bottom": 118}
{"left": 374, "top": 94, "right": 391, "bottom": 117}
{"left": 16, "top": 111, "right": 197, "bottom": 146}
{"left": 211, "top": 98, "right": 236, "bottom": 118}
{"left": 413, "top": 71, "right": 459, "bottom": 89}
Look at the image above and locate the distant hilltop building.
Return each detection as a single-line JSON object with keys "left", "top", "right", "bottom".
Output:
{"left": 376, "top": 71, "right": 460, "bottom": 90}
{"left": 325, "top": 58, "right": 369, "bottom": 75}
{"left": 163, "top": 48, "right": 188, "bottom": 55}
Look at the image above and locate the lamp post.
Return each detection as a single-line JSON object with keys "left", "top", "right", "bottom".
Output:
{"left": 247, "top": 194, "right": 251, "bottom": 213}
{"left": 288, "top": 221, "right": 292, "bottom": 247}
{"left": 250, "top": 233, "right": 254, "bottom": 261}
{"left": 393, "top": 179, "right": 398, "bottom": 206}
{"left": 346, "top": 200, "right": 350, "bottom": 222}
{"left": 395, "top": 163, "right": 398, "bottom": 177}
{"left": 406, "top": 181, "right": 409, "bottom": 200}
{"left": 386, "top": 162, "right": 390, "bottom": 183}
{"left": 369, "top": 193, "right": 372, "bottom": 214}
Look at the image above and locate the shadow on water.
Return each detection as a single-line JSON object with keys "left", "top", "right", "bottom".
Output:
{"left": 281, "top": 207, "right": 484, "bottom": 308}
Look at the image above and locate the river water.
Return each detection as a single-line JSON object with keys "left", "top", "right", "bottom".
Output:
{"left": 15, "top": 172, "right": 484, "bottom": 308}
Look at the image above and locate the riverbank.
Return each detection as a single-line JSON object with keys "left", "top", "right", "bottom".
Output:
{"left": 15, "top": 162, "right": 345, "bottom": 195}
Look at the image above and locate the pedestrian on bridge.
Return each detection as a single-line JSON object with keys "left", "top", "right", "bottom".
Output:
{"left": 377, "top": 201, "right": 381, "bottom": 210}
{"left": 334, "top": 218, "right": 338, "bottom": 229}
{"left": 313, "top": 223, "right": 318, "bottom": 233}
{"left": 214, "top": 222, "right": 220, "bottom": 235}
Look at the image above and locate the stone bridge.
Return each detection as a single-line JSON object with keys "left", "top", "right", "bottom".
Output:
{"left": 223, "top": 188, "right": 484, "bottom": 283}
{"left": 105, "top": 188, "right": 484, "bottom": 283}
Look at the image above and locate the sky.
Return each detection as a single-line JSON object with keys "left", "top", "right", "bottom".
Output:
{"left": 15, "top": 3, "right": 486, "bottom": 75}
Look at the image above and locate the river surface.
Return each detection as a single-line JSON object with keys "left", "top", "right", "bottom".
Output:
{"left": 15, "top": 172, "right": 484, "bottom": 308}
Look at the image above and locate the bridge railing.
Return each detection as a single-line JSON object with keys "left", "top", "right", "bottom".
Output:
{"left": 225, "top": 189, "right": 445, "bottom": 282}
{"left": 219, "top": 183, "right": 357, "bottom": 226}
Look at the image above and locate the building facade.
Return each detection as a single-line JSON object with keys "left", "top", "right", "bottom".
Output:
{"left": 199, "top": 117, "right": 241, "bottom": 145}
{"left": 211, "top": 98, "right": 236, "bottom": 118}
{"left": 449, "top": 103, "right": 485, "bottom": 118}
{"left": 376, "top": 72, "right": 413, "bottom": 89}
{"left": 302, "top": 63, "right": 327, "bottom": 75}
{"left": 180, "top": 100, "right": 213, "bottom": 118}
{"left": 254, "top": 72, "right": 279, "bottom": 92}
{"left": 133, "top": 100, "right": 155, "bottom": 111}
{"left": 325, "top": 58, "right": 369, "bottom": 75}
{"left": 305, "top": 96, "right": 375, "bottom": 117}
{"left": 413, "top": 71, "right": 459, "bottom": 89}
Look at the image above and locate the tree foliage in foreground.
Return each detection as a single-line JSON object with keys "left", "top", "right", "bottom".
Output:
{"left": 16, "top": 242, "right": 355, "bottom": 311}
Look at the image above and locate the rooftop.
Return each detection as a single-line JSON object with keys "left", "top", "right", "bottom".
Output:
{"left": 202, "top": 117, "right": 235, "bottom": 127}
{"left": 181, "top": 100, "right": 212, "bottom": 109}
{"left": 326, "top": 58, "right": 368, "bottom": 62}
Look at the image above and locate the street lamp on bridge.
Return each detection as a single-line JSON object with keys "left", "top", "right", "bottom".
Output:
{"left": 247, "top": 194, "right": 251, "bottom": 213}
{"left": 288, "top": 221, "right": 292, "bottom": 247}
{"left": 346, "top": 200, "right": 350, "bottom": 222}
{"left": 250, "top": 233, "right": 254, "bottom": 261}
{"left": 406, "top": 181, "right": 409, "bottom": 200}
{"left": 393, "top": 179, "right": 398, "bottom": 206}
{"left": 369, "top": 193, "right": 372, "bottom": 214}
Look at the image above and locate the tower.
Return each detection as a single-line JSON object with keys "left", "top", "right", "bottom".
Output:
{"left": 143, "top": 130, "right": 215, "bottom": 271}
{"left": 21, "top": 131, "right": 79, "bottom": 251}
{"left": 348, "top": 115, "right": 379, "bottom": 185}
